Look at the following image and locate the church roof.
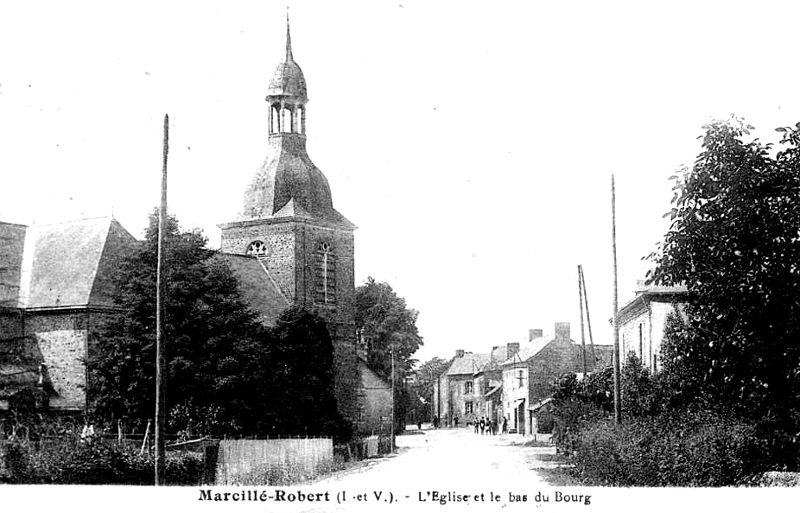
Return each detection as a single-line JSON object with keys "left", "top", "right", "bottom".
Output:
{"left": 267, "top": 19, "right": 307, "bottom": 100}
{"left": 23, "top": 217, "right": 136, "bottom": 310}
{"left": 212, "top": 253, "right": 290, "bottom": 326}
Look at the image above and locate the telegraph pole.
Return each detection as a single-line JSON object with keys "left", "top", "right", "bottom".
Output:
{"left": 611, "top": 175, "right": 622, "bottom": 425}
{"left": 390, "top": 341, "right": 395, "bottom": 452}
{"left": 580, "top": 267, "right": 597, "bottom": 366}
{"left": 155, "top": 114, "right": 169, "bottom": 484}
{"left": 578, "top": 265, "right": 587, "bottom": 376}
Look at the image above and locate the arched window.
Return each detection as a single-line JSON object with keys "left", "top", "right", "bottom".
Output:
{"left": 246, "top": 240, "right": 269, "bottom": 257}
{"left": 314, "top": 241, "right": 336, "bottom": 304}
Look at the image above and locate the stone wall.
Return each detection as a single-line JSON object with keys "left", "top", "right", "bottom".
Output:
{"left": 0, "top": 222, "right": 26, "bottom": 306}
{"left": 24, "top": 311, "right": 88, "bottom": 411}
{"left": 357, "top": 363, "right": 391, "bottom": 435}
{"left": 527, "top": 339, "right": 580, "bottom": 403}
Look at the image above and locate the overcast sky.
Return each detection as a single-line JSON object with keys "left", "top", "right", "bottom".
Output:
{"left": 2, "top": 1, "right": 799, "bottom": 364}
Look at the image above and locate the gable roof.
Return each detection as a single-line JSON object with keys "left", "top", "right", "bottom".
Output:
{"left": 23, "top": 217, "right": 136, "bottom": 310}
{"left": 212, "top": 252, "right": 290, "bottom": 326}
{"left": 446, "top": 352, "right": 490, "bottom": 376}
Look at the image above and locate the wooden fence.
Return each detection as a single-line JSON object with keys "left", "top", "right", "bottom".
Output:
{"left": 215, "top": 438, "right": 333, "bottom": 486}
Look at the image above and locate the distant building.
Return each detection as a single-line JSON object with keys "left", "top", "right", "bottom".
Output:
{"left": 500, "top": 323, "right": 612, "bottom": 435}
{"left": 616, "top": 281, "right": 688, "bottom": 373}
{"left": 433, "top": 346, "right": 510, "bottom": 427}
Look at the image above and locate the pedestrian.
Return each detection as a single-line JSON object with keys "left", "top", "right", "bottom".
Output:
{"left": 417, "top": 420, "right": 422, "bottom": 431}
{"left": 454, "top": 416, "right": 459, "bottom": 428}
{"left": 491, "top": 419, "right": 498, "bottom": 435}
{"left": 502, "top": 417, "right": 508, "bottom": 434}
{"left": 479, "top": 417, "right": 485, "bottom": 435}
{"left": 474, "top": 419, "right": 479, "bottom": 434}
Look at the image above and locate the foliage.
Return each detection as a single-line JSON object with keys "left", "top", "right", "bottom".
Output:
{"left": 648, "top": 117, "right": 800, "bottom": 424}
{"left": 87, "top": 211, "right": 271, "bottom": 436}
{"left": 409, "top": 357, "right": 450, "bottom": 423}
{"left": 267, "top": 306, "right": 353, "bottom": 443}
{"left": 87, "top": 211, "right": 352, "bottom": 441}
{"left": 4, "top": 435, "right": 203, "bottom": 485}
{"left": 355, "top": 277, "right": 423, "bottom": 429}
{"left": 568, "top": 410, "right": 785, "bottom": 486}
{"left": 355, "top": 277, "right": 423, "bottom": 376}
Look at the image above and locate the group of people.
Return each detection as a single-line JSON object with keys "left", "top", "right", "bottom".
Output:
{"left": 472, "top": 416, "right": 505, "bottom": 435}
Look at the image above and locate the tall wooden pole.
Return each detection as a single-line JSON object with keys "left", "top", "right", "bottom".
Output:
{"left": 578, "top": 265, "right": 587, "bottom": 376}
{"left": 611, "top": 175, "right": 622, "bottom": 425}
{"left": 155, "top": 114, "right": 169, "bottom": 484}
{"left": 390, "top": 341, "right": 395, "bottom": 452}
{"left": 580, "top": 266, "right": 597, "bottom": 367}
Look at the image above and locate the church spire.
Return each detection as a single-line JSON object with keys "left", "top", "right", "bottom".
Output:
{"left": 285, "top": 8, "right": 294, "bottom": 62}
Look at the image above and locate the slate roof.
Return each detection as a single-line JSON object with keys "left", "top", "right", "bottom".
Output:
{"left": 23, "top": 217, "right": 136, "bottom": 309}
{"left": 447, "top": 346, "right": 510, "bottom": 376}
{"left": 212, "top": 253, "right": 290, "bottom": 326}
{"left": 500, "top": 336, "right": 550, "bottom": 366}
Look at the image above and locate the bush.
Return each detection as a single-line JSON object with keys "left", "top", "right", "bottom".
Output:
{"left": 7, "top": 435, "right": 203, "bottom": 485}
{"left": 568, "top": 410, "right": 781, "bottom": 486}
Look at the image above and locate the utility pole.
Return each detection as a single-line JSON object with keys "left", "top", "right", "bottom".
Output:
{"left": 611, "top": 175, "right": 622, "bottom": 426}
{"left": 579, "top": 267, "right": 597, "bottom": 367}
{"left": 390, "top": 341, "right": 395, "bottom": 452}
{"left": 578, "top": 265, "right": 587, "bottom": 376}
{"left": 155, "top": 114, "right": 169, "bottom": 484}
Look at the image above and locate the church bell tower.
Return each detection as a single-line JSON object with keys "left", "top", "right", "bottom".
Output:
{"left": 219, "top": 18, "right": 359, "bottom": 425}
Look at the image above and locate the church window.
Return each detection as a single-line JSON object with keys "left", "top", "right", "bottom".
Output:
{"left": 246, "top": 240, "right": 269, "bottom": 257}
{"left": 314, "top": 241, "right": 336, "bottom": 305}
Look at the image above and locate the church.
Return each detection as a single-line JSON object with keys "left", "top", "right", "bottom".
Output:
{"left": 0, "top": 20, "right": 390, "bottom": 435}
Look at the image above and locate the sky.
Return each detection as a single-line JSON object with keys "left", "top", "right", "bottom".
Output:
{"left": 2, "top": 0, "right": 800, "bottom": 365}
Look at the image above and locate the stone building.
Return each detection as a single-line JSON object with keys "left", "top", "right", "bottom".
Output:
{"left": 1, "top": 20, "right": 380, "bottom": 435}
{"left": 0, "top": 217, "right": 137, "bottom": 415}
{"left": 617, "top": 281, "right": 688, "bottom": 373}
{"left": 500, "top": 323, "right": 612, "bottom": 435}
{"left": 217, "top": 21, "right": 367, "bottom": 431}
{"left": 433, "top": 346, "right": 510, "bottom": 427}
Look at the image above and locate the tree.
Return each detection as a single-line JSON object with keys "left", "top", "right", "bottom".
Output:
{"left": 355, "top": 277, "right": 423, "bottom": 430}
{"left": 268, "top": 306, "right": 352, "bottom": 442}
{"left": 409, "top": 357, "right": 449, "bottom": 423}
{"left": 87, "top": 211, "right": 270, "bottom": 435}
{"left": 649, "top": 117, "right": 800, "bottom": 425}
{"left": 355, "top": 278, "right": 423, "bottom": 375}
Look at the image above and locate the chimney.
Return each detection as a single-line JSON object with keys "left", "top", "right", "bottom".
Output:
{"left": 455, "top": 349, "right": 465, "bottom": 359}
{"left": 555, "top": 322, "right": 570, "bottom": 340}
{"left": 506, "top": 343, "right": 520, "bottom": 360}
{"left": 528, "top": 329, "right": 543, "bottom": 341}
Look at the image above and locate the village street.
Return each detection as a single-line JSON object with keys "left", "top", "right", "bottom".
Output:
{"left": 287, "top": 427, "right": 584, "bottom": 513}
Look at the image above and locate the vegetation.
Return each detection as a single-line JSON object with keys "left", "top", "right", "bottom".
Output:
{"left": 355, "top": 277, "right": 423, "bottom": 430}
{"left": 648, "top": 117, "right": 800, "bottom": 424}
{"left": 551, "top": 117, "right": 800, "bottom": 486}
{"left": 408, "top": 357, "right": 450, "bottom": 424}
{"left": 2, "top": 434, "right": 203, "bottom": 485}
{"left": 87, "top": 211, "right": 351, "bottom": 441}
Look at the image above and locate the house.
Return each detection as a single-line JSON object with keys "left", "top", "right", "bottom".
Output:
{"left": 500, "top": 323, "right": 612, "bottom": 435}
{"left": 433, "top": 345, "right": 512, "bottom": 427}
{"left": 356, "top": 360, "right": 392, "bottom": 435}
{"left": 617, "top": 281, "right": 688, "bottom": 373}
